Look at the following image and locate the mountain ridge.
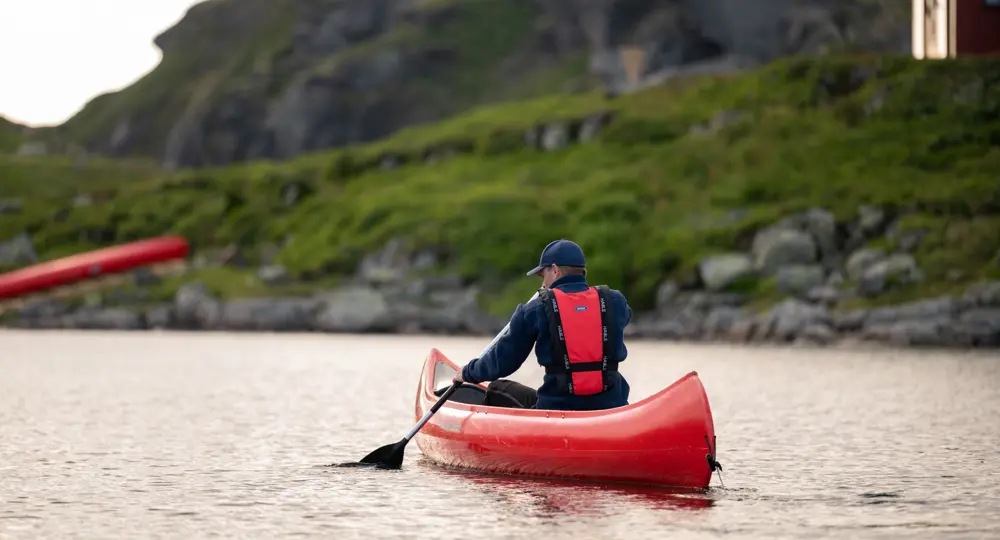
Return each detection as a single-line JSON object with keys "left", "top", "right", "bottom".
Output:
{"left": 40, "top": 0, "right": 911, "bottom": 168}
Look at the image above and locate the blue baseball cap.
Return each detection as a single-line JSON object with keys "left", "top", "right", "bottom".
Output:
{"left": 526, "top": 239, "right": 586, "bottom": 276}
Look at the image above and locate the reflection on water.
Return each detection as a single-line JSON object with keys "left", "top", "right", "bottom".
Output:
{"left": 440, "top": 468, "right": 718, "bottom": 516}
{"left": 1, "top": 330, "right": 999, "bottom": 539}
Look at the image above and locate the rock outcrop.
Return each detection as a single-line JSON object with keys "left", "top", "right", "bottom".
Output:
{"left": 544, "top": 0, "right": 909, "bottom": 93}
{"left": 626, "top": 203, "right": 1000, "bottom": 349}
{"left": 52, "top": 0, "right": 911, "bottom": 168}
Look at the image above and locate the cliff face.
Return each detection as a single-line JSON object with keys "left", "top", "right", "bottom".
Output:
{"left": 55, "top": 0, "right": 911, "bottom": 168}
{"left": 537, "top": 0, "right": 911, "bottom": 90}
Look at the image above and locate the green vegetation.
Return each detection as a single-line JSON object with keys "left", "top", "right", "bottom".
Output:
{"left": 2, "top": 54, "right": 999, "bottom": 316}
{"left": 50, "top": 0, "right": 588, "bottom": 161}
{"left": 0, "top": 115, "right": 24, "bottom": 153}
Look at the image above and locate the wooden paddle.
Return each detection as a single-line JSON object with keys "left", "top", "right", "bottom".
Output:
{"left": 342, "top": 291, "right": 540, "bottom": 469}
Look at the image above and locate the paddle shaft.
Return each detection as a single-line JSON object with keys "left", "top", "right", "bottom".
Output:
{"left": 478, "top": 291, "right": 540, "bottom": 356}
{"left": 405, "top": 291, "right": 540, "bottom": 441}
{"left": 353, "top": 291, "right": 541, "bottom": 468}
{"left": 404, "top": 380, "right": 462, "bottom": 440}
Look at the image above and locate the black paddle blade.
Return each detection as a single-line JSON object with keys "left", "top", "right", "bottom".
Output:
{"left": 337, "top": 438, "right": 407, "bottom": 469}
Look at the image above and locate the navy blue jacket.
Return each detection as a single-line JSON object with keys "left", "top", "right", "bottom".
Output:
{"left": 461, "top": 275, "right": 632, "bottom": 411}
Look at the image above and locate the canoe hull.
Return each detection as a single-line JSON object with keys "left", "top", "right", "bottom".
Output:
{"left": 0, "top": 236, "right": 189, "bottom": 299}
{"left": 413, "top": 349, "right": 717, "bottom": 489}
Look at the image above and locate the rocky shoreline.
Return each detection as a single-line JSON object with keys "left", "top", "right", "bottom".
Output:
{"left": 3, "top": 280, "right": 998, "bottom": 351}
{"left": 628, "top": 281, "right": 1000, "bottom": 349}
{"left": 2, "top": 277, "right": 504, "bottom": 336}
{"left": 3, "top": 203, "right": 999, "bottom": 349}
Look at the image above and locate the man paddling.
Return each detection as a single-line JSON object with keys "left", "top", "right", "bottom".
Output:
{"left": 454, "top": 239, "right": 632, "bottom": 411}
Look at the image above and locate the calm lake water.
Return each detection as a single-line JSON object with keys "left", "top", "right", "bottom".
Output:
{"left": 1, "top": 330, "right": 998, "bottom": 539}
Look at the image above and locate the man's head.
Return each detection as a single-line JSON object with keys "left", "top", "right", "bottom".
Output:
{"left": 526, "top": 239, "right": 587, "bottom": 288}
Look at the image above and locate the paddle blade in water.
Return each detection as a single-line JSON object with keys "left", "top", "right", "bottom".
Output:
{"left": 351, "top": 439, "right": 407, "bottom": 469}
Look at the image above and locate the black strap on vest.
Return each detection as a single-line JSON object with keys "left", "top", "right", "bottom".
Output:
{"left": 538, "top": 285, "right": 617, "bottom": 395}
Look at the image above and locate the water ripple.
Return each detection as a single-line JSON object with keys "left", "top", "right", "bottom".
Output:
{"left": 1, "top": 331, "right": 998, "bottom": 539}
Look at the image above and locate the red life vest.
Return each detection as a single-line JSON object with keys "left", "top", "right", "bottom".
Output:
{"left": 538, "top": 285, "right": 618, "bottom": 396}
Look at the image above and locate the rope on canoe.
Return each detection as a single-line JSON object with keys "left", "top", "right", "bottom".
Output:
{"left": 705, "top": 434, "right": 725, "bottom": 488}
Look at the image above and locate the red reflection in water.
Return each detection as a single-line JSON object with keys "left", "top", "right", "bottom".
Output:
{"left": 428, "top": 464, "right": 716, "bottom": 517}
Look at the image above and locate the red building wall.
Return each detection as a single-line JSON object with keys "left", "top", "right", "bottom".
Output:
{"left": 956, "top": 0, "right": 1000, "bottom": 55}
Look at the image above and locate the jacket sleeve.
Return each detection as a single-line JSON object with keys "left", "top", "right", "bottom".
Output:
{"left": 461, "top": 303, "right": 537, "bottom": 384}
{"left": 614, "top": 291, "right": 632, "bottom": 362}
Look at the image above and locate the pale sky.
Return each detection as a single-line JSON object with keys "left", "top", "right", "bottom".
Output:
{"left": 0, "top": 0, "right": 204, "bottom": 127}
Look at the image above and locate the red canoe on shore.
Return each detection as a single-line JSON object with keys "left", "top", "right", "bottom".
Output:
{"left": 0, "top": 236, "right": 190, "bottom": 300}
{"left": 413, "top": 349, "right": 719, "bottom": 489}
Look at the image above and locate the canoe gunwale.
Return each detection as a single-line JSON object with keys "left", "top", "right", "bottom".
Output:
{"left": 420, "top": 348, "right": 706, "bottom": 419}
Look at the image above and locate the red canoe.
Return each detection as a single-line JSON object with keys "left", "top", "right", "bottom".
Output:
{"left": 0, "top": 235, "right": 190, "bottom": 299}
{"left": 413, "top": 349, "right": 719, "bottom": 489}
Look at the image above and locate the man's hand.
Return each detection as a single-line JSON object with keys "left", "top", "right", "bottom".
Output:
{"left": 452, "top": 374, "right": 464, "bottom": 384}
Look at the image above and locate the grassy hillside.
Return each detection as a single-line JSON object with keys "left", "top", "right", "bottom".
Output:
{"left": 2, "top": 54, "right": 999, "bottom": 315}
{"left": 0, "top": 115, "right": 24, "bottom": 153}
{"left": 55, "top": 0, "right": 299, "bottom": 156}
{"left": 52, "top": 0, "right": 590, "bottom": 162}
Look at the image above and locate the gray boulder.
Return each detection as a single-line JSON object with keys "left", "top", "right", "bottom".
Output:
{"left": 801, "top": 208, "right": 838, "bottom": 265}
{"left": 217, "top": 298, "right": 319, "bottom": 332}
{"left": 702, "top": 306, "right": 744, "bottom": 338}
{"left": 16, "top": 299, "right": 71, "bottom": 320}
{"left": 314, "top": 285, "right": 391, "bottom": 332}
{"left": 145, "top": 305, "right": 176, "bottom": 329}
{"left": 805, "top": 285, "right": 842, "bottom": 304}
{"left": 752, "top": 298, "right": 830, "bottom": 342}
{"left": 752, "top": 226, "right": 818, "bottom": 274}
{"left": 698, "top": 253, "right": 754, "bottom": 291}
{"left": 962, "top": 281, "right": 1000, "bottom": 307}
{"left": 865, "top": 297, "right": 956, "bottom": 326}
{"left": 174, "top": 282, "right": 222, "bottom": 329}
{"left": 845, "top": 248, "right": 886, "bottom": 280}
{"left": 540, "top": 122, "right": 570, "bottom": 152}
{"left": 831, "top": 309, "right": 869, "bottom": 332}
{"left": 858, "top": 254, "right": 922, "bottom": 296}
{"left": 357, "top": 238, "right": 409, "bottom": 285}
{"left": 258, "top": 265, "right": 291, "bottom": 286}
{"left": 896, "top": 228, "right": 927, "bottom": 253}
{"left": 857, "top": 205, "right": 887, "bottom": 236}
{"left": 66, "top": 308, "right": 144, "bottom": 330}
{"left": 955, "top": 308, "right": 1000, "bottom": 347}
{"left": 776, "top": 264, "right": 825, "bottom": 296}
{"left": 655, "top": 281, "right": 680, "bottom": 310}
{"left": 414, "top": 287, "right": 499, "bottom": 335}
{"left": 859, "top": 297, "right": 960, "bottom": 347}
{"left": 862, "top": 319, "right": 955, "bottom": 348}
{"left": 356, "top": 237, "right": 438, "bottom": 285}
{"left": 798, "top": 323, "right": 838, "bottom": 345}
